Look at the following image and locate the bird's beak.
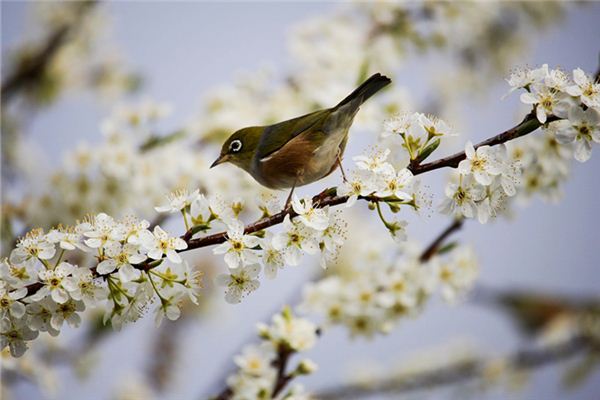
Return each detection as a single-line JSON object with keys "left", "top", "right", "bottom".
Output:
{"left": 210, "top": 154, "right": 229, "bottom": 168}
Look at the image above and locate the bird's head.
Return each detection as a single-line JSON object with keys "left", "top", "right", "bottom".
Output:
{"left": 211, "top": 126, "right": 263, "bottom": 172}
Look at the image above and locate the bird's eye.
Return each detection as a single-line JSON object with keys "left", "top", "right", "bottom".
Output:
{"left": 229, "top": 139, "right": 242, "bottom": 153}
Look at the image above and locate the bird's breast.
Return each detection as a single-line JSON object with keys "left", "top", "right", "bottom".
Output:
{"left": 252, "top": 127, "right": 349, "bottom": 189}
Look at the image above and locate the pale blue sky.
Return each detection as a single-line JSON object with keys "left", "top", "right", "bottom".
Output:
{"left": 2, "top": 2, "right": 600, "bottom": 400}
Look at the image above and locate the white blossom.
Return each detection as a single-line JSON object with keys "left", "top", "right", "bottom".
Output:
{"left": 213, "top": 220, "right": 260, "bottom": 269}
{"left": 566, "top": 68, "right": 600, "bottom": 109}
{"left": 318, "top": 213, "right": 346, "bottom": 269}
{"left": 458, "top": 141, "right": 502, "bottom": 185}
{"left": 161, "top": 261, "right": 203, "bottom": 305}
{"left": 376, "top": 168, "right": 413, "bottom": 200}
{"left": 140, "top": 226, "right": 187, "bottom": 263}
{"left": 477, "top": 181, "right": 507, "bottom": 224}
{"left": 439, "top": 175, "right": 485, "bottom": 219}
{"left": 0, "top": 258, "right": 37, "bottom": 287}
{"left": 520, "top": 84, "right": 568, "bottom": 123}
{"left": 32, "top": 262, "right": 76, "bottom": 304}
{"left": 62, "top": 267, "right": 107, "bottom": 306}
{"left": 121, "top": 216, "right": 151, "bottom": 245}
{"left": 437, "top": 247, "right": 478, "bottom": 303}
{"left": 190, "top": 193, "right": 212, "bottom": 224}
{"left": 0, "top": 284, "right": 26, "bottom": 320}
{"left": 216, "top": 264, "right": 261, "bottom": 304}
{"left": 258, "top": 309, "right": 317, "bottom": 351}
{"left": 413, "top": 113, "right": 454, "bottom": 139}
{"left": 261, "top": 233, "right": 285, "bottom": 279}
{"left": 505, "top": 64, "right": 548, "bottom": 96}
{"left": 353, "top": 148, "right": 395, "bottom": 175}
{"left": 233, "top": 343, "right": 276, "bottom": 377}
{"left": 272, "top": 216, "right": 320, "bottom": 266}
{"left": 49, "top": 299, "right": 85, "bottom": 331}
{"left": 388, "top": 219, "right": 409, "bottom": 242}
{"left": 291, "top": 195, "right": 329, "bottom": 231}
{"left": 382, "top": 113, "right": 415, "bottom": 137}
{"left": 554, "top": 106, "right": 600, "bottom": 162}
{"left": 82, "top": 213, "right": 127, "bottom": 250}
{"left": 46, "top": 226, "right": 87, "bottom": 251}
{"left": 0, "top": 319, "right": 38, "bottom": 357}
{"left": 26, "top": 298, "right": 60, "bottom": 336}
{"left": 11, "top": 229, "right": 56, "bottom": 263}
{"left": 155, "top": 188, "right": 199, "bottom": 213}
{"left": 97, "top": 242, "right": 145, "bottom": 281}
{"left": 154, "top": 291, "right": 183, "bottom": 327}
{"left": 337, "top": 170, "right": 376, "bottom": 207}
{"left": 544, "top": 68, "right": 570, "bottom": 92}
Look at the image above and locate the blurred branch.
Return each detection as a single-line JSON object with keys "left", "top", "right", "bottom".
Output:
{"left": 271, "top": 345, "right": 294, "bottom": 398}
{"left": 471, "top": 285, "right": 600, "bottom": 337}
{"left": 1, "top": 1, "right": 97, "bottom": 103}
{"left": 316, "top": 336, "right": 596, "bottom": 399}
{"left": 145, "top": 318, "right": 185, "bottom": 393}
{"left": 419, "top": 218, "right": 463, "bottom": 262}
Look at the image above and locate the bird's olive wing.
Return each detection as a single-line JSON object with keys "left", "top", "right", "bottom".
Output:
{"left": 255, "top": 109, "right": 330, "bottom": 160}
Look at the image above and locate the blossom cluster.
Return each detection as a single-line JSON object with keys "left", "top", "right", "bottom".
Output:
{"left": 513, "top": 65, "right": 600, "bottom": 161}
{"left": 301, "top": 238, "right": 478, "bottom": 338}
{"left": 381, "top": 112, "right": 454, "bottom": 162}
{"left": 223, "top": 308, "right": 318, "bottom": 400}
{"left": 211, "top": 195, "right": 347, "bottom": 304}
{"left": 439, "top": 142, "right": 518, "bottom": 224}
{"left": 336, "top": 112, "right": 454, "bottom": 240}
{"left": 0, "top": 213, "right": 201, "bottom": 357}
{"left": 153, "top": 186, "right": 347, "bottom": 304}
{"left": 440, "top": 65, "right": 599, "bottom": 223}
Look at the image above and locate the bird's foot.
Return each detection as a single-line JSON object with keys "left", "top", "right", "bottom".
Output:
{"left": 337, "top": 155, "right": 348, "bottom": 183}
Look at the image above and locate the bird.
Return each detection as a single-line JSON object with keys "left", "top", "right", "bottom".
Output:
{"left": 210, "top": 73, "right": 391, "bottom": 205}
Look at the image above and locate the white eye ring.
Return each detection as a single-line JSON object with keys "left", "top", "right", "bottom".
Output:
{"left": 230, "top": 139, "right": 242, "bottom": 153}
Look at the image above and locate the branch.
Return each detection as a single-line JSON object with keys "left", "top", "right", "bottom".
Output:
{"left": 20, "top": 108, "right": 554, "bottom": 298}
{"left": 316, "top": 336, "right": 594, "bottom": 399}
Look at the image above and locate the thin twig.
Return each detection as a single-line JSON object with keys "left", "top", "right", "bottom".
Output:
{"left": 271, "top": 346, "right": 294, "bottom": 398}
{"left": 419, "top": 218, "right": 464, "bottom": 262}
{"left": 316, "top": 336, "right": 593, "bottom": 399}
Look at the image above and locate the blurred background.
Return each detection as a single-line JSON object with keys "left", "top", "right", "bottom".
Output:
{"left": 2, "top": 1, "right": 600, "bottom": 400}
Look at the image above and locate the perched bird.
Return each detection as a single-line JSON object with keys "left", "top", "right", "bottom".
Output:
{"left": 211, "top": 73, "right": 391, "bottom": 203}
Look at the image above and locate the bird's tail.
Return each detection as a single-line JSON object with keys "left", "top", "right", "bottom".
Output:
{"left": 335, "top": 73, "right": 391, "bottom": 109}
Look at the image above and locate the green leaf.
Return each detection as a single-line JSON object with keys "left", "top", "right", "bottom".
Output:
{"left": 437, "top": 241, "right": 458, "bottom": 255}
{"left": 139, "top": 129, "right": 186, "bottom": 152}
{"left": 416, "top": 138, "right": 441, "bottom": 163}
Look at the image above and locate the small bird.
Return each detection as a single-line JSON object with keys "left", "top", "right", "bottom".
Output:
{"left": 211, "top": 73, "right": 391, "bottom": 204}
